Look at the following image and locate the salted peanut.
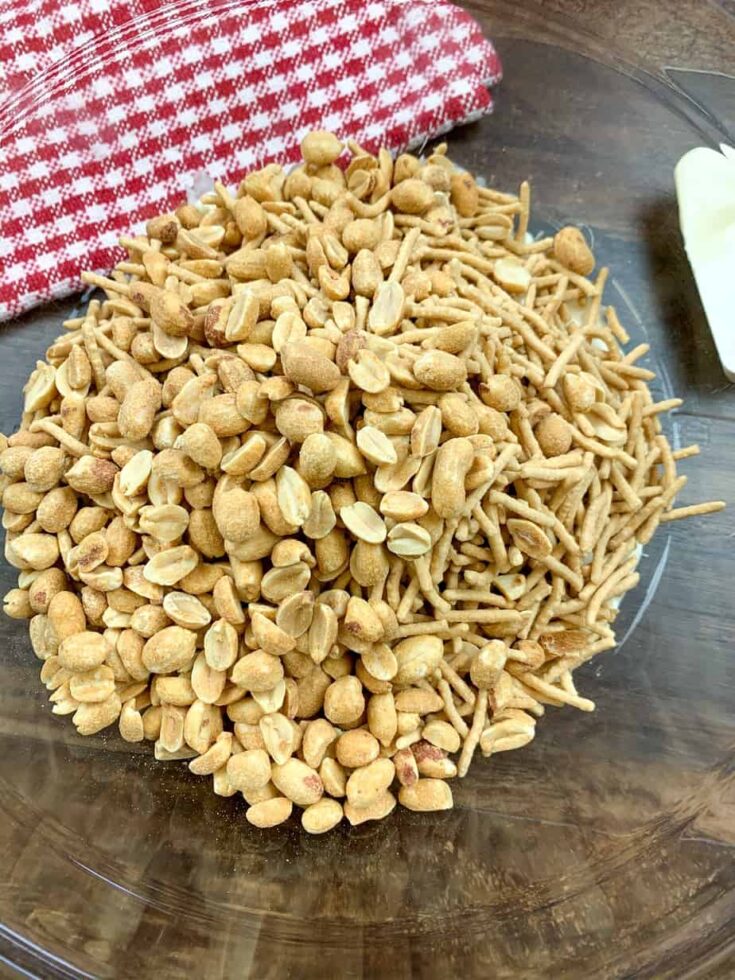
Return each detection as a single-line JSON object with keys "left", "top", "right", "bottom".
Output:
{"left": 366, "top": 691, "right": 397, "bottom": 747}
{"left": 3, "top": 588, "right": 31, "bottom": 619}
{"left": 196, "top": 393, "right": 248, "bottom": 438}
{"left": 227, "top": 696, "right": 264, "bottom": 725}
{"left": 271, "top": 539, "right": 313, "bottom": 569}
{"left": 394, "top": 689, "right": 443, "bottom": 715}
{"left": 69, "top": 664, "right": 116, "bottom": 704}
{"left": 138, "top": 504, "right": 189, "bottom": 544}
{"left": 368, "top": 281, "right": 405, "bottom": 336}
{"left": 301, "top": 798, "right": 343, "bottom": 834}
{"left": 408, "top": 407, "right": 441, "bottom": 461}
{"left": 393, "top": 635, "right": 444, "bottom": 686}
{"left": 212, "top": 487, "right": 260, "bottom": 544}
{"left": 119, "top": 699, "right": 145, "bottom": 742}
{"left": 65, "top": 455, "right": 120, "bottom": 496}
{"left": 189, "top": 731, "right": 233, "bottom": 776}
{"left": 274, "top": 398, "right": 323, "bottom": 445}
{"left": 553, "top": 225, "right": 595, "bottom": 275}
{"left": 347, "top": 539, "right": 387, "bottom": 589}
{"left": 2, "top": 482, "right": 43, "bottom": 516}
{"left": 354, "top": 425, "right": 396, "bottom": 467}
{"left": 143, "top": 545, "right": 199, "bottom": 586}
{"left": 79, "top": 586, "right": 105, "bottom": 627}
{"left": 67, "top": 531, "right": 109, "bottom": 576}
{"left": 162, "top": 591, "right": 211, "bottom": 631}
{"left": 431, "top": 438, "right": 474, "bottom": 520}
{"left": 175, "top": 422, "right": 222, "bottom": 471}
{"left": 246, "top": 797, "right": 293, "bottom": 828}
{"left": 413, "top": 350, "right": 467, "bottom": 392}
{"left": 449, "top": 170, "right": 479, "bottom": 216}
{"left": 227, "top": 748, "right": 271, "bottom": 791}
{"left": 0, "top": 445, "right": 33, "bottom": 480}
{"left": 379, "top": 491, "right": 428, "bottom": 524}
{"left": 414, "top": 752, "right": 457, "bottom": 780}
{"left": 73, "top": 692, "right": 122, "bottom": 736}
{"left": 302, "top": 491, "right": 337, "bottom": 541}
{"left": 340, "top": 501, "right": 386, "bottom": 545}
{"left": 493, "top": 257, "right": 532, "bottom": 294}
{"left": 209, "top": 575, "right": 243, "bottom": 625}
{"left": 352, "top": 248, "right": 383, "bottom": 298}
{"left": 274, "top": 465, "right": 312, "bottom": 528}
{"left": 187, "top": 508, "right": 224, "bottom": 559}
{"left": 129, "top": 603, "right": 168, "bottom": 638}
{"left": 342, "top": 218, "right": 380, "bottom": 254}
{"left": 105, "top": 517, "right": 137, "bottom": 567}
{"left": 323, "top": 434, "right": 365, "bottom": 481}
{"left": 507, "top": 519, "right": 552, "bottom": 560}
{"left": 317, "top": 757, "right": 345, "bottom": 798}
{"left": 140, "top": 704, "right": 162, "bottom": 741}
{"left": 387, "top": 749, "right": 416, "bottom": 790}
{"left": 301, "top": 130, "right": 343, "bottom": 166}
{"left": 390, "top": 178, "right": 433, "bottom": 214}
{"left": 86, "top": 395, "right": 120, "bottom": 423}
{"left": 184, "top": 700, "right": 223, "bottom": 755}
{"left": 341, "top": 596, "right": 382, "bottom": 645}
{"left": 272, "top": 758, "right": 323, "bottom": 806}
{"left": 233, "top": 720, "right": 267, "bottom": 751}
{"left": 335, "top": 330, "right": 367, "bottom": 373}
{"left": 251, "top": 612, "right": 295, "bottom": 657}
{"left": 467, "top": 643, "right": 508, "bottom": 693}
{"left": 535, "top": 413, "right": 573, "bottom": 457}
{"left": 304, "top": 602, "right": 336, "bottom": 665}
{"left": 149, "top": 288, "right": 193, "bottom": 337}
{"left": 399, "top": 778, "right": 453, "bottom": 812}
{"left": 47, "top": 591, "right": 86, "bottom": 642}
{"left": 232, "top": 650, "right": 284, "bottom": 692}
{"left": 117, "top": 379, "right": 161, "bottom": 442}
{"left": 276, "top": 592, "right": 314, "bottom": 640}
{"left": 142, "top": 625, "right": 196, "bottom": 673}
{"left": 336, "top": 728, "right": 380, "bottom": 768}
{"left": 344, "top": 790, "right": 396, "bottom": 826}
{"left": 347, "top": 348, "right": 391, "bottom": 394}
{"left": 280, "top": 342, "right": 341, "bottom": 394}
{"left": 24, "top": 446, "right": 66, "bottom": 493}
{"left": 147, "top": 212, "right": 180, "bottom": 243}
{"left": 314, "top": 527, "right": 349, "bottom": 581}
{"left": 69, "top": 508, "right": 108, "bottom": 545}
{"left": 345, "top": 757, "right": 395, "bottom": 810}
{"left": 323, "top": 674, "right": 365, "bottom": 726}
{"left": 9, "top": 533, "right": 60, "bottom": 571}
{"left": 28, "top": 567, "right": 68, "bottom": 614}
{"left": 437, "top": 393, "right": 478, "bottom": 438}
{"left": 117, "top": 629, "right": 148, "bottom": 681}
{"left": 123, "top": 566, "right": 164, "bottom": 603}
{"left": 386, "top": 522, "right": 432, "bottom": 558}
{"left": 422, "top": 719, "right": 461, "bottom": 754}
{"left": 34, "top": 487, "right": 77, "bottom": 533}
{"left": 301, "top": 718, "right": 338, "bottom": 769}
{"left": 480, "top": 374, "right": 521, "bottom": 413}
{"left": 296, "top": 433, "right": 337, "bottom": 490}
{"left": 155, "top": 444, "right": 205, "bottom": 491}
{"left": 259, "top": 712, "right": 298, "bottom": 764}
{"left": 563, "top": 372, "right": 596, "bottom": 412}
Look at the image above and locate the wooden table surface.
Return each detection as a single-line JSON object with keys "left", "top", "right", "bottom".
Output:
{"left": 1, "top": 2, "right": 735, "bottom": 978}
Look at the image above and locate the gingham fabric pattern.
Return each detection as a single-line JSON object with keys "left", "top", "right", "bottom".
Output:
{"left": 0, "top": 0, "right": 502, "bottom": 321}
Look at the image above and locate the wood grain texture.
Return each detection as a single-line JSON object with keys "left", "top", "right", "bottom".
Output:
{"left": 1, "top": 2, "right": 735, "bottom": 977}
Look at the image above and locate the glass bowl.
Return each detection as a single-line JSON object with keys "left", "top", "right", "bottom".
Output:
{"left": 1, "top": 2, "right": 733, "bottom": 976}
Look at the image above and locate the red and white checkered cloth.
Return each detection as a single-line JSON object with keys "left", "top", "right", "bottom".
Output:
{"left": 0, "top": 0, "right": 501, "bottom": 321}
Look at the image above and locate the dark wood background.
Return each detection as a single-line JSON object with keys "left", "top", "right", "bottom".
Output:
{"left": 1, "top": 2, "right": 734, "bottom": 977}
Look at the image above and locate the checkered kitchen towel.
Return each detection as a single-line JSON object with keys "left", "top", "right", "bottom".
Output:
{"left": 0, "top": 0, "right": 501, "bottom": 321}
